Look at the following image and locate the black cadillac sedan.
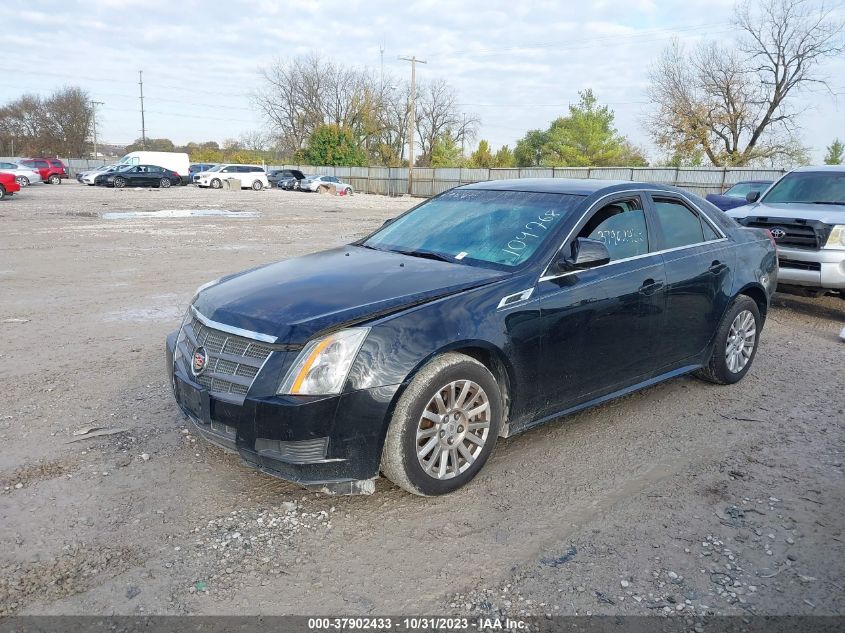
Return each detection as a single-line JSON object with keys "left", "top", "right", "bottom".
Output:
{"left": 166, "top": 179, "right": 777, "bottom": 496}
{"left": 94, "top": 164, "right": 182, "bottom": 188}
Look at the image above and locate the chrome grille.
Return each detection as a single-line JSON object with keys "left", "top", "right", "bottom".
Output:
{"left": 176, "top": 313, "right": 274, "bottom": 402}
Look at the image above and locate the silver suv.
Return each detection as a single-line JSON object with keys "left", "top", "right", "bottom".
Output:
{"left": 727, "top": 166, "right": 845, "bottom": 298}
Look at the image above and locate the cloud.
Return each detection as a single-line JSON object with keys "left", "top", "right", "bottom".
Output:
{"left": 3, "top": 0, "right": 841, "bottom": 161}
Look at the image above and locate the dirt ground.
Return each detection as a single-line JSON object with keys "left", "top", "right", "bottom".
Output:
{"left": 0, "top": 182, "right": 843, "bottom": 619}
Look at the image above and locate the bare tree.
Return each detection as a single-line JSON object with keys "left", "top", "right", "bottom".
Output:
{"left": 43, "top": 87, "right": 92, "bottom": 156}
{"left": 414, "top": 79, "right": 479, "bottom": 166}
{"left": 254, "top": 54, "right": 477, "bottom": 166}
{"left": 647, "top": 0, "right": 843, "bottom": 166}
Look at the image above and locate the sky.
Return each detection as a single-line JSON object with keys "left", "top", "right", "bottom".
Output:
{"left": 6, "top": 0, "right": 845, "bottom": 163}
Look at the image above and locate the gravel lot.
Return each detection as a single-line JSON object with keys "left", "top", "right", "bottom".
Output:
{"left": 0, "top": 182, "right": 843, "bottom": 619}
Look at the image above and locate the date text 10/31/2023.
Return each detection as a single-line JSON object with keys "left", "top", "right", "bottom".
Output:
{"left": 306, "top": 616, "right": 530, "bottom": 630}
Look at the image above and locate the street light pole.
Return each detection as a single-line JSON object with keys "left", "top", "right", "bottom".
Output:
{"left": 91, "top": 100, "right": 104, "bottom": 158}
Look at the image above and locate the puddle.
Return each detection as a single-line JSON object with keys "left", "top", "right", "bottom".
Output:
{"left": 101, "top": 209, "right": 260, "bottom": 220}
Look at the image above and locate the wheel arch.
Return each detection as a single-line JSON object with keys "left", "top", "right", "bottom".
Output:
{"left": 389, "top": 340, "right": 516, "bottom": 439}
{"left": 735, "top": 282, "right": 769, "bottom": 321}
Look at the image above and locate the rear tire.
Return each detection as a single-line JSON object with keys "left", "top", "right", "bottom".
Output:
{"left": 381, "top": 353, "right": 502, "bottom": 496}
{"left": 48, "top": 175, "right": 61, "bottom": 185}
{"left": 252, "top": 180, "right": 263, "bottom": 191}
{"left": 695, "top": 295, "right": 761, "bottom": 385}
{"left": 160, "top": 177, "right": 171, "bottom": 188}
{"left": 16, "top": 176, "right": 29, "bottom": 187}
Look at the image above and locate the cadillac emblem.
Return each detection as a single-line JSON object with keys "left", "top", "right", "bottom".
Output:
{"left": 770, "top": 227, "right": 787, "bottom": 240}
{"left": 191, "top": 347, "right": 208, "bottom": 376}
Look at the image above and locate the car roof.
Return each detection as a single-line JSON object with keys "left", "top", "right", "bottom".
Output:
{"left": 460, "top": 177, "right": 664, "bottom": 196}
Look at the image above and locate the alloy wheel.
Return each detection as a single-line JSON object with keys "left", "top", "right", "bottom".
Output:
{"left": 160, "top": 178, "right": 171, "bottom": 188}
{"left": 415, "top": 380, "right": 491, "bottom": 480}
{"left": 114, "top": 177, "right": 126, "bottom": 188}
{"left": 725, "top": 309, "right": 756, "bottom": 373}
{"left": 17, "top": 177, "right": 29, "bottom": 187}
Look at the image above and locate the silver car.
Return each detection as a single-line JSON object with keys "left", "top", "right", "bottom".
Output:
{"left": 78, "top": 164, "right": 120, "bottom": 185}
{"left": 0, "top": 161, "right": 44, "bottom": 187}
{"left": 727, "top": 165, "right": 845, "bottom": 298}
{"left": 299, "top": 174, "right": 354, "bottom": 195}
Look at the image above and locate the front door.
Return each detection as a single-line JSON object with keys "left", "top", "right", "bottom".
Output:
{"left": 536, "top": 193, "right": 667, "bottom": 418}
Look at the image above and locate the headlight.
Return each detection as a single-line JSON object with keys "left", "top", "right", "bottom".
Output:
{"left": 278, "top": 328, "right": 369, "bottom": 396}
{"left": 824, "top": 225, "right": 845, "bottom": 249}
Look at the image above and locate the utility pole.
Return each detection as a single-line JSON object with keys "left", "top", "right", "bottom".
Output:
{"left": 379, "top": 42, "right": 385, "bottom": 94}
{"left": 398, "top": 55, "right": 426, "bottom": 194}
{"left": 91, "top": 100, "right": 104, "bottom": 158}
{"left": 138, "top": 70, "right": 147, "bottom": 149}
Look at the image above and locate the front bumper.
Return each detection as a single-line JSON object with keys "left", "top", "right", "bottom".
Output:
{"left": 166, "top": 332, "right": 397, "bottom": 493}
{"left": 776, "top": 245, "right": 845, "bottom": 290}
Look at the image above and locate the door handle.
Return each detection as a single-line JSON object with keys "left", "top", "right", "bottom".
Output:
{"left": 638, "top": 278, "right": 664, "bottom": 296}
{"left": 709, "top": 260, "right": 727, "bottom": 274}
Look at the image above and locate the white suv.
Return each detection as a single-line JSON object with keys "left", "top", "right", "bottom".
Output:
{"left": 194, "top": 164, "right": 269, "bottom": 190}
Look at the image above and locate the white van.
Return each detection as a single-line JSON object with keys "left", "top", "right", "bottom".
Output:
{"left": 115, "top": 151, "right": 190, "bottom": 184}
{"left": 194, "top": 164, "right": 269, "bottom": 190}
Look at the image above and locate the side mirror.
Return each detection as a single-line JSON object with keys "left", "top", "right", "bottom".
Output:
{"left": 556, "top": 237, "right": 611, "bottom": 272}
{"left": 746, "top": 191, "right": 760, "bottom": 203}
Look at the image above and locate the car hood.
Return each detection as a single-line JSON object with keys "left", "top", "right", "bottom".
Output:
{"left": 727, "top": 202, "right": 845, "bottom": 224}
{"left": 193, "top": 245, "right": 510, "bottom": 345}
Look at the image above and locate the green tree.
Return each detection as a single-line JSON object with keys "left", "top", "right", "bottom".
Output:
{"left": 542, "top": 90, "right": 630, "bottom": 166}
{"left": 824, "top": 138, "right": 844, "bottom": 165}
{"left": 493, "top": 145, "right": 515, "bottom": 168}
{"left": 303, "top": 124, "right": 367, "bottom": 166}
{"left": 430, "top": 135, "right": 464, "bottom": 167}
{"left": 468, "top": 140, "right": 494, "bottom": 168}
{"left": 514, "top": 129, "right": 546, "bottom": 167}
{"left": 125, "top": 137, "right": 176, "bottom": 152}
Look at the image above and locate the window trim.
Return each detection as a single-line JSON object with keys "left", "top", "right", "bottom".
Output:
{"left": 539, "top": 189, "right": 728, "bottom": 283}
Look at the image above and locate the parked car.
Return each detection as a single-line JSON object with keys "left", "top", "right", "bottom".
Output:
{"left": 94, "top": 164, "right": 182, "bottom": 188}
{"left": 727, "top": 166, "right": 845, "bottom": 298}
{"left": 115, "top": 151, "right": 190, "bottom": 184}
{"left": 299, "top": 174, "right": 353, "bottom": 195}
{"left": 167, "top": 178, "right": 777, "bottom": 496}
{"left": 0, "top": 161, "right": 44, "bottom": 187}
{"left": 0, "top": 172, "right": 22, "bottom": 199}
{"left": 706, "top": 180, "right": 773, "bottom": 211}
{"left": 268, "top": 169, "right": 306, "bottom": 188}
{"left": 189, "top": 163, "right": 217, "bottom": 182}
{"left": 19, "top": 158, "right": 68, "bottom": 184}
{"left": 78, "top": 164, "right": 119, "bottom": 185}
{"left": 193, "top": 164, "right": 269, "bottom": 190}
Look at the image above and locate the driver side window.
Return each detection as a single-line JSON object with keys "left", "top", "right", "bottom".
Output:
{"left": 577, "top": 197, "right": 649, "bottom": 262}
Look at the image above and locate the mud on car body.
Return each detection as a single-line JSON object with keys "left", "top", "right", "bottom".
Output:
{"left": 166, "top": 178, "right": 777, "bottom": 496}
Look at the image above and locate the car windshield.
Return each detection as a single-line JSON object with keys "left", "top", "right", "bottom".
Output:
{"left": 363, "top": 189, "right": 582, "bottom": 268}
{"left": 763, "top": 171, "right": 845, "bottom": 206}
{"left": 115, "top": 164, "right": 134, "bottom": 172}
{"left": 725, "top": 182, "right": 769, "bottom": 198}
{"left": 207, "top": 165, "right": 224, "bottom": 172}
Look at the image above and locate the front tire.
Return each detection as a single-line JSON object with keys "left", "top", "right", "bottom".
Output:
{"left": 113, "top": 177, "right": 126, "bottom": 189}
{"left": 210, "top": 178, "right": 222, "bottom": 189}
{"left": 696, "top": 295, "right": 761, "bottom": 385}
{"left": 381, "top": 353, "right": 502, "bottom": 496}
{"left": 48, "top": 175, "right": 61, "bottom": 185}
{"left": 0, "top": 185, "right": 6, "bottom": 200}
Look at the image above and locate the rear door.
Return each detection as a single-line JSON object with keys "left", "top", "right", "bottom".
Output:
{"left": 646, "top": 193, "right": 735, "bottom": 366}
{"left": 536, "top": 192, "right": 667, "bottom": 418}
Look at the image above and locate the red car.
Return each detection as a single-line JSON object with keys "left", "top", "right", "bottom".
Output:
{"left": 19, "top": 157, "right": 68, "bottom": 184}
{"left": 0, "top": 172, "right": 22, "bottom": 199}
